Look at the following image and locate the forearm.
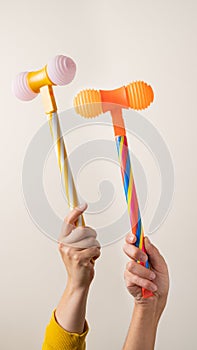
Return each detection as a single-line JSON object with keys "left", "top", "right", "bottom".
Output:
{"left": 55, "top": 282, "right": 89, "bottom": 334}
{"left": 122, "top": 301, "right": 162, "bottom": 350}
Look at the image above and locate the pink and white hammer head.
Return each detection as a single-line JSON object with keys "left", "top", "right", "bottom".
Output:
{"left": 12, "top": 55, "right": 76, "bottom": 101}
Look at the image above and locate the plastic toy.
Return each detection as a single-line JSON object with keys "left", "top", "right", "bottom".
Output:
{"left": 12, "top": 55, "right": 84, "bottom": 226}
{"left": 74, "top": 82, "right": 154, "bottom": 298}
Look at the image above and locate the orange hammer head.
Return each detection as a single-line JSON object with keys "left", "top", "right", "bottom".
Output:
{"left": 74, "top": 81, "right": 154, "bottom": 119}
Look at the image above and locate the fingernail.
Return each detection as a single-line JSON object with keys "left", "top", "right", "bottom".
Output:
{"left": 76, "top": 202, "right": 87, "bottom": 211}
{"left": 140, "top": 254, "right": 147, "bottom": 262}
{"left": 150, "top": 272, "right": 156, "bottom": 280}
{"left": 128, "top": 233, "right": 135, "bottom": 242}
{"left": 151, "top": 285, "right": 157, "bottom": 292}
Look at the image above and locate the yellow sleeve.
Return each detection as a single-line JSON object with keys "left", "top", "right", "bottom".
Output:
{"left": 42, "top": 311, "right": 88, "bottom": 350}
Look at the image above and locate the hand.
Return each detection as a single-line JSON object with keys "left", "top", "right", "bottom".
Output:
{"left": 123, "top": 233, "right": 169, "bottom": 314}
{"left": 58, "top": 204, "right": 101, "bottom": 291}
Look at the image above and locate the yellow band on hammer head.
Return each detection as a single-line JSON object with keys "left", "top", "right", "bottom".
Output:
{"left": 27, "top": 65, "right": 54, "bottom": 93}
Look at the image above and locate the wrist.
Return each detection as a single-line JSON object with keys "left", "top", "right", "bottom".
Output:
{"left": 134, "top": 296, "right": 166, "bottom": 325}
{"left": 66, "top": 280, "right": 90, "bottom": 295}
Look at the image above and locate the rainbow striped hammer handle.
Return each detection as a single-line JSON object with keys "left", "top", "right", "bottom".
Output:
{"left": 116, "top": 134, "right": 153, "bottom": 298}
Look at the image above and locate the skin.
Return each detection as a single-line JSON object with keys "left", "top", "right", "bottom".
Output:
{"left": 55, "top": 204, "right": 169, "bottom": 349}
{"left": 55, "top": 204, "right": 101, "bottom": 334}
{"left": 122, "top": 233, "right": 169, "bottom": 350}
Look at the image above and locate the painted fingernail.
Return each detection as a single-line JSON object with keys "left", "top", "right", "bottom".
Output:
{"left": 76, "top": 202, "right": 87, "bottom": 211}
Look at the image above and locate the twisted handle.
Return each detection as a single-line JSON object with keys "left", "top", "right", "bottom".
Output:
{"left": 48, "top": 111, "right": 85, "bottom": 226}
{"left": 112, "top": 108, "right": 153, "bottom": 298}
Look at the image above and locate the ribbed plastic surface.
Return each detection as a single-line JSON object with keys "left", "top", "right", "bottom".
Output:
{"left": 74, "top": 82, "right": 154, "bottom": 118}
{"left": 47, "top": 55, "right": 76, "bottom": 86}
{"left": 74, "top": 89, "right": 103, "bottom": 118}
{"left": 126, "top": 81, "right": 154, "bottom": 110}
{"left": 12, "top": 72, "right": 37, "bottom": 101}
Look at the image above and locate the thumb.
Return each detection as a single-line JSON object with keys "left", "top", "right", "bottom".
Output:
{"left": 59, "top": 203, "right": 88, "bottom": 240}
{"left": 144, "top": 237, "right": 165, "bottom": 270}
{"left": 65, "top": 202, "right": 88, "bottom": 226}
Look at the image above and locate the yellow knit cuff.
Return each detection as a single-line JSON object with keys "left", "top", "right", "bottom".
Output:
{"left": 42, "top": 310, "right": 89, "bottom": 350}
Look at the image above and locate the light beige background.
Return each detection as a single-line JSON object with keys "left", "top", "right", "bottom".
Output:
{"left": 1, "top": 0, "right": 197, "bottom": 349}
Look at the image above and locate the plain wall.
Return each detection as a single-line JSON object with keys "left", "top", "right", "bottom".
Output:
{"left": 1, "top": 0, "right": 197, "bottom": 349}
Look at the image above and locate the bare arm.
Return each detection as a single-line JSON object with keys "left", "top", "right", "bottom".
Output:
{"left": 123, "top": 301, "right": 161, "bottom": 350}
{"left": 123, "top": 235, "right": 169, "bottom": 350}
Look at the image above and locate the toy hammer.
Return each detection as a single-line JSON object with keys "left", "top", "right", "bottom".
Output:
{"left": 13, "top": 55, "right": 84, "bottom": 226}
{"left": 74, "top": 81, "right": 154, "bottom": 297}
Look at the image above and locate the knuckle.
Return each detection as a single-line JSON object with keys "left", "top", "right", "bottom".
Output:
{"left": 133, "top": 275, "right": 141, "bottom": 286}
{"left": 123, "top": 243, "right": 129, "bottom": 252}
{"left": 94, "top": 250, "right": 101, "bottom": 259}
{"left": 125, "top": 271, "right": 136, "bottom": 286}
{"left": 133, "top": 250, "right": 140, "bottom": 261}
{"left": 136, "top": 251, "right": 146, "bottom": 262}
{"left": 124, "top": 245, "right": 142, "bottom": 261}
{"left": 65, "top": 247, "right": 74, "bottom": 258}
{"left": 94, "top": 246, "right": 100, "bottom": 254}
{"left": 144, "top": 281, "right": 154, "bottom": 291}
{"left": 124, "top": 275, "right": 131, "bottom": 288}
{"left": 90, "top": 247, "right": 99, "bottom": 257}
{"left": 58, "top": 243, "right": 64, "bottom": 252}
{"left": 127, "top": 260, "right": 136, "bottom": 272}
{"left": 124, "top": 270, "right": 130, "bottom": 282}
{"left": 73, "top": 253, "right": 80, "bottom": 262}
{"left": 126, "top": 261, "right": 131, "bottom": 270}
{"left": 125, "top": 279, "right": 131, "bottom": 288}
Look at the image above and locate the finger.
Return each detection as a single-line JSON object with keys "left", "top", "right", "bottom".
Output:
{"left": 125, "top": 232, "right": 137, "bottom": 245}
{"left": 79, "top": 246, "right": 101, "bottom": 262}
{"left": 123, "top": 242, "right": 147, "bottom": 263}
{"left": 124, "top": 270, "right": 157, "bottom": 292}
{"left": 59, "top": 226, "right": 101, "bottom": 249}
{"left": 62, "top": 226, "right": 97, "bottom": 244}
{"left": 144, "top": 237, "right": 166, "bottom": 269}
{"left": 64, "top": 203, "right": 88, "bottom": 225}
{"left": 58, "top": 245, "right": 82, "bottom": 258}
{"left": 126, "top": 260, "right": 156, "bottom": 281}
{"left": 62, "top": 237, "right": 100, "bottom": 249}
{"left": 59, "top": 221, "right": 76, "bottom": 239}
